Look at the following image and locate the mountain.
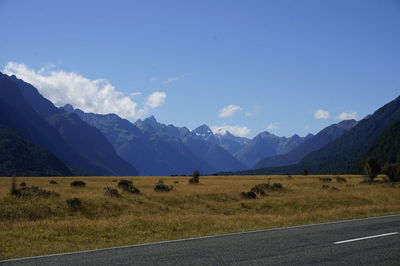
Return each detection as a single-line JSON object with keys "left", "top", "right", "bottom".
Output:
{"left": 184, "top": 125, "right": 246, "bottom": 171}
{"left": 135, "top": 117, "right": 246, "bottom": 173}
{"left": 192, "top": 125, "right": 218, "bottom": 144}
{"left": 214, "top": 131, "right": 250, "bottom": 154}
{"left": 0, "top": 73, "right": 92, "bottom": 174}
{"left": 364, "top": 119, "right": 400, "bottom": 165}
{"left": 72, "top": 110, "right": 216, "bottom": 175}
{"left": 253, "top": 120, "right": 357, "bottom": 169}
{"left": 232, "top": 96, "right": 400, "bottom": 175}
{"left": 0, "top": 126, "right": 72, "bottom": 176}
{"left": 234, "top": 131, "right": 307, "bottom": 167}
{"left": 1, "top": 73, "right": 138, "bottom": 176}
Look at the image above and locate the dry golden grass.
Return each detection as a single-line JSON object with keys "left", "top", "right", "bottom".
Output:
{"left": 0, "top": 174, "right": 399, "bottom": 260}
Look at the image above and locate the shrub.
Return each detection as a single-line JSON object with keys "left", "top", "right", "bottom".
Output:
{"left": 19, "top": 182, "right": 27, "bottom": 187}
{"left": 71, "top": 181, "right": 86, "bottom": 187}
{"left": 49, "top": 180, "right": 58, "bottom": 184}
{"left": 250, "top": 183, "right": 269, "bottom": 196}
{"left": 189, "top": 170, "right": 200, "bottom": 184}
{"left": 319, "top": 177, "right": 332, "bottom": 182}
{"left": 117, "top": 179, "right": 133, "bottom": 190}
{"left": 382, "top": 163, "right": 400, "bottom": 182}
{"left": 66, "top": 198, "right": 82, "bottom": 211}
{"left": 303, "top": 168, "right": 309, "bottom": 175}
{"left": 10, "top": 177, "right": 20, "bottom": 197}
{"left": 241, "top": 191, "right": 257, "bottom": 199}
{"left": 271, "top": 183, "right": 284, "bottom": 190}
{"left": 174, "top": 180, "right": 180, "bottom": 184}
{"left": 336, "top": 177, "right": 347, "bottom": 183}
{"left": 104, "top": 187, "right": 121, "bottom": 197}
{"left": 117, "top": 179, "right": 140, "bottom": 194}
{"left": 154, "top": 179, "right": 173, "bottom": 192}
{"left": 363, "top": 157, "right": 381, "bottom": 180}
{"left": 12, "top": 186, "right": 60, "bottom": 198}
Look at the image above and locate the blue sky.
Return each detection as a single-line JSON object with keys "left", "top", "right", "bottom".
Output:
{"left": 0, "top": 0, "right": 399, "bottom": 137}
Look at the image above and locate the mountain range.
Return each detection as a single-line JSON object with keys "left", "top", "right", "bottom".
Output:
{"left": 229, "top": 96, "right": 400, "bottom": 175}
{"left": 0, "top": 71, "right": 399, "bottom": 177}
{"left": 253, "top": 119, "right": 357, "bottom": 169}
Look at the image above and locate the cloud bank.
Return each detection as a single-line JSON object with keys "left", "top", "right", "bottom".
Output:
{"left": 266, "top": 123, "right": 279, "bottom": 131}
{"left": 218, "top": 104, "right": 242, "bottom": 118}
{"left": 211, "top": 124, "right": 250, "bottom": 137}
{"left": 3, "top": 62, "right": 166, "bottom": 119}
{"left": 337, "top": 111, "right": 357, "bottom": 120}
{"left": 314, "top": 109, "right": 331, "bottom": 119}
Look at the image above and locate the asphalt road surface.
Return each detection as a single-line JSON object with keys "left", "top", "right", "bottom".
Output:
{"left": 1, "top": 214, "right": 399, "bottom": 266}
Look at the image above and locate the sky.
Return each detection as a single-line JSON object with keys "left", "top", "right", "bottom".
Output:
{"left": 0, "top": 0, "right": 399, "bottom": 138}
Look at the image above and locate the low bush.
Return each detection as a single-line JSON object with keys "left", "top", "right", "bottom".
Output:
{"left": 66, "top": 198, "right": 82, "bottom": 211}
{"left": 383, "top": 163, "right": 400, "bottom": 182}
{"left": 49, "top": 180, "right": 58, "bottom": 184}
{"left": 241, "top": 191, "right": 257, "bottom": 199}
{"left": 189, "top": 170, "right": 200, "bottom": 184}
{"left": 319, "top": 177, "right": 332, "bottom": 182}
{"left": 336, "top": 177, "right": 347, "bottom": 183}
{"left": 271, "top": 183, "right": 284, "bottom": 190}
{"left": 12, "top": 186, "right": 60, "bottom": 198}
{"left": 70, "top": 181, "right": 86, "bottom": 187}
{"left": 104, "top": 187, "right": 121, "bottom": 197}
{"left": 154, "top": 179, "right": 173, "bottom": 192}
{"left": 117, "top": 179, "right": 140, "bottom": 194}
{"left": 250, "top": 183, "right": 269, "bottom": 196}
{"left": 19, "top": 182, "right": 27, "bottom": 187}
{"left": 117, "top": 179, "right": 133, "bottom": 190}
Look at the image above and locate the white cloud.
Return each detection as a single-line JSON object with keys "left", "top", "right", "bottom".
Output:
{"left": 149, "top": 77, "right": 157, "bottom": 82}
{"left": 211, "top": 124, "right": 251, "bottom": 137}
{"left": 314, "top": 109, "right": 331, "bottom": 119}
{"left": 337, "top": 111, "right": 357, "bottom": 120}
{"left": 3, "top": 62, "right": 166, "bottom": 119}
{"left": 146, "top": 92, "right": 166, "bottom": 108}
{"left": 218, "top": 104, "right": 242, "bottom": 118}
{"left": 162, "top": 77, "right": 179, "bottom": 84}
{"left": 266, "top": 123, "right": 279, "bottom": 131}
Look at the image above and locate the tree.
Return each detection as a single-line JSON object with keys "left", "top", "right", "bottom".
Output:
{"left": 303, "top": 168, "right": 308, "bottom": 176}
{"left": 363, "top": 157, "right": 381, "bottom": 180}
{"left": 382, "top": 163, "right": 400, "bottom": 182}
{"left": 189, "top": 170, "right": 200, "bottom": 184}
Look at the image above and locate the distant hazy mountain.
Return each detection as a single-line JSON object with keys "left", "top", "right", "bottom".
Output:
{"left": 72, "top": 111, "right": 216, "bottom": 175}
{"left": 184, "top": 125, "right": 246, "bottom": 171}
{"left": 135, "top": 117, "right": 245, "bottom": 173}
{"left": 234, "top": 131, "right": 308, "bottom": 167}
{"left": 253, "top": 120, "right": 357, "bottom": 169}
{"left": 0, "top": 126, "right": 71, "bottom": 176}
{"left": 2, "top": 73, "right": 138, "bottom": 176}
{"left": 231, "top": 95, "right": 400, "bottom": 175}
{"left": 214, "top": 131, "right": 250, "bottom": 154}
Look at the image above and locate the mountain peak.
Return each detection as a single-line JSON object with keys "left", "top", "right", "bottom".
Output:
{"left": 193, "top": 124, "right": 212, "bottom": 133}
{"left": 63, "top": 104, "right": 74, "bottom": 112}
{"left": 146, "top": 115, "right": 157, "bottom": 122}
{"left": 192, "top": 124, "right": 216, "bottom": 142}
{"left": 336, "top": 119, "right": 357, "bottom": 130}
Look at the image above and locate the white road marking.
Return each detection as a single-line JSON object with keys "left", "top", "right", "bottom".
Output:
{"left": 334, "top": 232, "right": 398, "bottom": 244}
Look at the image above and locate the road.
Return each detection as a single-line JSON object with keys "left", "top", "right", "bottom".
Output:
{"left": 1, "top": 214, "right": 399, "bottom": 265}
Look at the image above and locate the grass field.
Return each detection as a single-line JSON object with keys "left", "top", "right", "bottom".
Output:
{"left": 0, "top": 174, "right": 399, "bottom": 260}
